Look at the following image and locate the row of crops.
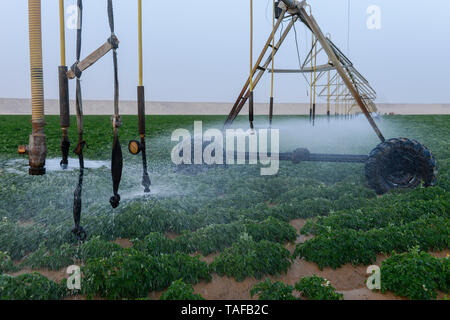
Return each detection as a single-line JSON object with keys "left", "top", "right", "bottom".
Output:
{"left": 0, "top": 115, "right": 449, "bottom": 300}
{"left": 1, "top": 241, "right": 448, "bottom": 300}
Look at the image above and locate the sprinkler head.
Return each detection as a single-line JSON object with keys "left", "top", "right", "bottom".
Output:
{"left": 110, "top": 194, "right": 121, "bottom": 209}
{"left": 128, "top": 140, "right": 142, "bottom": 155}
{"left": 60, "top": 136, "right": 70, "bottom": 169}
{"left": 142, "top": 174, "right": 151, "bottom": 193}
{"left": 60, "top": 162, "right": 68, "bottom": 170}
{"left": 72, "top": 226, "right": 87, "bottom": 242}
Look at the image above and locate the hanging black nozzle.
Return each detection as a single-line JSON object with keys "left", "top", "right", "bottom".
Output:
{"left": 72, "top": 226, "right": 86, "bottom": 242}
{"left": 108, "top": 0, "right": 123, "bottom": 207}
{"left": 110, "top": 127, "right": 122, "bottom": 209}
{"left": 142, "top": 171, "right": 151, "bottom": 193}
{"left": 312, "top": 103, "right": 316, "bottom": 126}
{"left": 129, "top": 138, "right": 151, "bottom": 193}
{"left": 128, "top": 86, "right": 151, "bottom": 193}
{"left": 110, "top": 194, "right": 121, "bottom": 209}
{"left": 72, "top": 139, "right": 86, "bottom": 242}
{"left": 269, "top": 97, "right": 274, "bottom": 128}
{"left": 249, "top": 91, "right": 255, "bottom": 131}
{"left": 59, "top": 65, "right": 71, "bottom": 169}
{"left": 60, "top": 135, "right": 70, "bottom": 169}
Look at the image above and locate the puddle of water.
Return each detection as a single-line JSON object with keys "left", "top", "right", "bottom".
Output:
{"left": 4, "top": 158, "right": 110, "bottom": 174}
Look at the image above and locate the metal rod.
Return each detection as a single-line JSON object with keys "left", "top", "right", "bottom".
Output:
{"left": 298, "top": 5, "right": 385, "bottom": 141}
{"left": 225, "top": 7, "right": 287, "bottom": 127}
{"left": 138, "top": 0, "right": 143, "bottom": 87}
{"left": 58, "top": 0, "right": 70, "bottom": 169}
{"left": 225, "top": 14, "right": 297, "bottom": 127}
{"left": 59, "top": 0, "right": 66, "bottom": 66}
{"left": 235, "top": 151, "right": 367, "bottom": 163}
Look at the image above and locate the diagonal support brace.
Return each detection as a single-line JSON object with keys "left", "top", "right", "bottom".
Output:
{"left": 67, "top": 35, "right": 119, "bottom": 79}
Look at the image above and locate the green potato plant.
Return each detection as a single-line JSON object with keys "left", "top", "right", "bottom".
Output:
{"left": 250, "top": 276, "right": 343, "bottom": 300}
{"left": 250, "top": 278, "right": 297, "bottom": 300}
{"left": 0, "top": 273, "right": 67, "bottom": 300}
{"left": 381, "top": 248, "right": 449, "bottom": 300}
{"left": 160, "top": 280, "right": 205, "bottom": 300}
{"left": 0, "top": 251, "right": 17, "bottom": 273}
{"left": 211, "top": 236, "right": 292, "bottom": 282}
{"left": 294, "top": 275, "right": 343, "bottom": 300}
{"left": 82, "top": 249, "right": 211, "bottom": 299}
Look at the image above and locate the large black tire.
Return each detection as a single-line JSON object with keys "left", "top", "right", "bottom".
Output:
{"left": 365, "top": 138, "right": 438, "bottom": 195}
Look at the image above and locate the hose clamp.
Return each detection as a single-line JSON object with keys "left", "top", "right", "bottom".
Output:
{"left": 70, "top": 61, "right": 83, "bottom": 79}
{"left": 108, "top": 35, "right": 120, "bottom": 50}
{"left": 112, "top": 115, "right": 122, "bottom": 128}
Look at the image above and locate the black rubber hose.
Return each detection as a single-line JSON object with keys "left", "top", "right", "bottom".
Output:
{"left": 108, "top": 0, "right": 123, "bottom": 208}
{"left": 269, "top": 96, "right": 274, "bottom": 127}
{"left": 138, "top": 85, "right": 151, "bottom": 193}
{"left": 71, "top": 0, "right": 86, "bottom": 241}
{"left": 249, "top": 91, "right": 254, "bottom": 130}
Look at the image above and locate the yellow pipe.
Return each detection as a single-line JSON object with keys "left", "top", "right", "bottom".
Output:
{"left": 313, "top": 36, "right": 317, "bottom": 105}
{"left": 336, "top": 73, "right": 340, "bottom": 115}
{"left": 138, "top": 0, "right": 143, "bottom": 86}
{"left": 327, "top": 70, "right": 330, "bottom": 114}
{"left": 59, "top": 0, "right": 65, "bottom": 66}
{"left": 310, "top": 32, "right": 313, "bottom": 114}
{"left": 25, "top": 0, "right": 47, "bottom": 175}
{"left": 270, "top": 0, "right": 275, "bottom": 98}
{"left": 249, "top": 0, "right": 253, "bottom": 92}
{"left": 29, "top": 0, "right": 44, "bottom": 123}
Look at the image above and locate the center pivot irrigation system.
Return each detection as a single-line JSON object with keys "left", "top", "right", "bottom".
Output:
{"left": 224, "top": 0, "right": 437, "bottom": 193}
{"left": 18, "top": 0, "right": 437, "bottom": 240}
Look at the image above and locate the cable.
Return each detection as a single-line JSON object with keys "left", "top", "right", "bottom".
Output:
{"left": 292, "top": 22, "right": 303, "bottom": 74}
{"left": 249, "top": 0, "right": 254, "bottom": 130}
{"left": 108, "top": 0, "right": 123, "bottom": 209}
{"left": 270, "top": 0, "right": 275, "bottom": 98}
{"left": 249, "top": 0, "right": 253, "bottom": 92}
{"left": 293, "top": 21, "right": 309, "bottom": 88}
{"left": 72, "top": 0, "right": 86, "bottom": 242}
{"left": 265, "top": 0, "right": 271, "bottom": 25}
{"left": 347, "top": 0, "right": 351, "bottom": 54}
{"left": 269, "top": 0, "right": 275, "bottom": 126}
{"left": 313, "top": 31, "right": 317, "bottom": 125}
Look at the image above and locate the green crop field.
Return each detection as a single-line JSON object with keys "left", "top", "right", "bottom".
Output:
{"left": 0, "top": 115, "right": 448, "bottom": 300}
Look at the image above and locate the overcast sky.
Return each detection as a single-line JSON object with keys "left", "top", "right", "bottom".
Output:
{"left": 1, "top": 0, "right": 449, "bottom": 103}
